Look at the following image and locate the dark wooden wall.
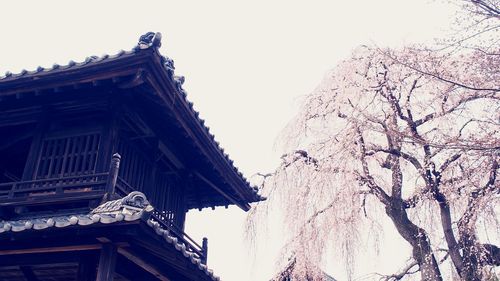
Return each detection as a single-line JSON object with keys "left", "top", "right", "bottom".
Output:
{"left": 116, "top": 134, "right": 186, "bottom": 230}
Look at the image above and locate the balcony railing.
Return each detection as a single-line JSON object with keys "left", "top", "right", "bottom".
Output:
{"left": 0, "top": 173, "right": 108, "bottom": 205}
{"left": 151, "top": 209, "right": 208, "bottom": 264}
{"left": 115, "top": 176, "right": 208, "bottom": 264}
{"left": 0, "top": 154, "right": 208, "bottom": 264}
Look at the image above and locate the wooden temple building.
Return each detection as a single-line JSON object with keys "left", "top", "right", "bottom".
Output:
{"left": 0, "top": 32, "right": 262, "bottom": 281}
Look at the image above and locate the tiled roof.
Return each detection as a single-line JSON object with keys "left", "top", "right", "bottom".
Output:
{"left": 0, "top": 51, "right": 135, "bottom": 82}
{"left": 0, "top": 191, "right": 220, "bottom": 281}
{"left": 0, "top": 32, "right": 263, "bottom": 206}
{"left": 147, "top": 219, "right": 219, "bottom": 280}
{"left": 0, "top": 191, "right": 151, "bottom": 233}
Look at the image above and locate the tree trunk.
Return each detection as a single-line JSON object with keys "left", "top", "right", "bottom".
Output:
{"left": 459, "top": 231, "right": 484, "bottom": 281}
{"left": 385, "top": 201, "right": 443, "bottom": 281}
{"left": 435, "top": 192, "right": 468, "bottom": 279}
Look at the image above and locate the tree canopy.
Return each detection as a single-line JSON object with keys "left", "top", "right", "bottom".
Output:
{"left": 247, "top": 26, "right": 499, "bottom": 281}
{"left": 248, "top": 1, "right": 499, "bottom": 280}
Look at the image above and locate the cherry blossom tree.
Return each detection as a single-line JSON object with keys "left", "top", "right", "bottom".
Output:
{"left": 440, "top": 0, "right": 498, "bottom": 52}
{"left": 463, "top": 0, "right": 499, "bottom": 19}
{"left": 247, "top": 45, "right": 499, "bottom": 280}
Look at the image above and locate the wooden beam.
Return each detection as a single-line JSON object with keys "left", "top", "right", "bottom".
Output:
{"left": 117, "top": 248, "right": 171, "bottom": 281}
{"left": 96, "top": 244, "right": 117, "bottom": 281}
{"left": 121, "top": 105, "right": 185, "bottom": 171}
{"left": 118, "top": 70, "right": 145, "bottom": 89}
{"left": 115, "top": 255, "right": 159, "bottom": 281}
{"left": 158, "top": 141, "right": 184, "bottom": 169}
{"left": 0, "top": 244, "right": 102, "bottom": 255}
{"left": 20, "top": 266, "right": 40, "bottom": 281}
{"left": 194, "top": 171, "right": 250, "bottom": 210}
{"left": 0, "top": 252, "right": 82, "bottom": 266}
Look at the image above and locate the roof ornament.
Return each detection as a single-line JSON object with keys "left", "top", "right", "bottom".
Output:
{"left": 162, "top": 56, "right": 175, "bottom": 77}
{"left": 174, "top": 75, "right": 185, "bottom": 85}
{"left": 122, "top": 191, "right": 151, "bottom": 210}
{"left": 173, "top": 75, "right": 187, "bottom": 96}
{"left": 92, "top": 191, "right": 153, "bottom": 214}
{"left": 138, "top": 32, "right": 162, "bottom": 49}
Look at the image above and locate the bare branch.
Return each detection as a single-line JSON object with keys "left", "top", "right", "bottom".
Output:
{"left": 366, "top": 145, "right": 430, "bottom": 186}
{"left": 377, "top": 259, "right": 419, "bottom": 281}
{"left": 381, "top": 49, "right": 500, "bottom": 92}
{"left": 357, "top": 129, "right": 392, "bottom": 205}
{"left": 414, "top": 93, "right": 499, "bottom": 126}
{"left": 439, "top": 153, "right": 462, "bottom": 172}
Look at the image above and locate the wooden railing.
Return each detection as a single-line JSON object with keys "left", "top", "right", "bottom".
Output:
{"left": 0, "top": 154, "right": 209, "bottom": 264}
{"left": 150, "top": 209, "right": 208, "bottom": 264}
{"left": 115, "top": 177, "right": 135, "bottom": 194}
{"left": 115, "top": 176, "right": 208, "bottom": 264}
{"left": 0, "top": 173, "right": 109, "bottom": 204}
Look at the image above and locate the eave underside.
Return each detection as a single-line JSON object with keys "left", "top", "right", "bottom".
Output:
{"left": 0, "top": 221, "right": 216, "bottom": 281}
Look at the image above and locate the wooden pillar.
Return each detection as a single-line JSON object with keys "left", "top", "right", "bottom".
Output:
{"left": 96, "top": 98, "right": 121, "bottom": 173}
{"left": 96, "top": 244, "right": 117, "bottom": 281}
{"left": 77, "top": 253, "right": 97, "bottom": 281}
{"left": 21, "top": 111, "right": 49, "bottom": 181}
{"left": 103, "top": 153, "right": 121, "bottom": 202}
{"left": 201, "top": 237, "right": 208, "bottom": 265}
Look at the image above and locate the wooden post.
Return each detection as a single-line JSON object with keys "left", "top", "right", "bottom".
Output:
{"left": 103, "top": 153, "right": 121, "bottom": 202}
{"left": 96, "top": 244, "right": 117, "bottom": 281}
{"left": 77, "top": 253, "right": 97, "bottom": 281}
{"left": 201, "top": 237, "right": 208, "bottom": 265}
{"left": 96, "top": 97, "right": 121, "bottom": 173}
{"left": 21, "top": 111, "right": 49, "bottom": 181}
{"left": 8, "top": 183, "right": 16, "bottom": 198}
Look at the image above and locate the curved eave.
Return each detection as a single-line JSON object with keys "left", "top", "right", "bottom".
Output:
{"left": 140, "top": 48, "right": 263, "bottom": 211}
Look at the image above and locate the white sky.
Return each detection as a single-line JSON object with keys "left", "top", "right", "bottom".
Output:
{"left": 0, "top": 1, "right": 458, "bottom": 280}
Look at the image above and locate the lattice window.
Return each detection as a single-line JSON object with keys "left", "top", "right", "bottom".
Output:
{"left": 36, "top": 133, "right": 100, "bottom": 179}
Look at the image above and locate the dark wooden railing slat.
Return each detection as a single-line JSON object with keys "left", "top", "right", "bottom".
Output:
{"left": 0, "top": 173, "right": 109, "bottom": 203}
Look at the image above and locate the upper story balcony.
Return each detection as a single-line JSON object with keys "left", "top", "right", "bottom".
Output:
{"left": 0, "top": 153, "right": 209, "bottom": 264}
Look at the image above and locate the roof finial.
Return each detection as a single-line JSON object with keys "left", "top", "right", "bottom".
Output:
{"left": 138, "top": 32, "right": 162, "bottom": 49}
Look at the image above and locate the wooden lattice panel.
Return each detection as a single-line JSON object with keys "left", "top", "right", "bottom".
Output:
{"left": 36, "top": 133, "right": 101, "bottom": 179}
